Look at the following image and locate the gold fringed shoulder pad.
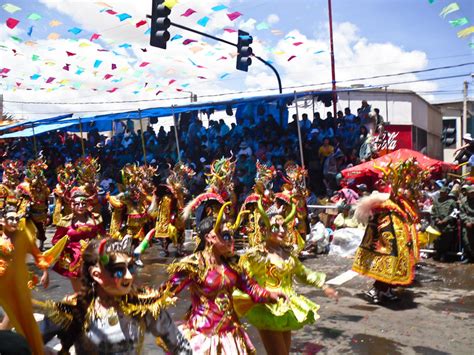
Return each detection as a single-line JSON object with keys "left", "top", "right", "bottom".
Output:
{"left": 119, "top": 287, "right": 175, "bottom": 319}
{"left": 167, "top": 252, "right": 208, "bottom": 281}
{"left": 55, "top": 214, "right": 74, "bottom": 228}
{"left": 33, "top": 298, "right": 77, "bottom": 329}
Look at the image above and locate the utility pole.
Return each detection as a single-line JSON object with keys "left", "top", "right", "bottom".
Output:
{"left": 328, "top": 0, "right": 337, "bottom": 121}
{"left": 462, "top": 80, "right": 468, "bottom": 141}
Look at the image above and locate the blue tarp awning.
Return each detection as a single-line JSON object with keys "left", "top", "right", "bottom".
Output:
{"left": 0, "top": 121, "right": 76, "bottom": 138}
{"left": 0, "top": 89, "right": 335, "bottom": 138}
{"left": 0, "top": 114, "right": 73, "bottom": 134}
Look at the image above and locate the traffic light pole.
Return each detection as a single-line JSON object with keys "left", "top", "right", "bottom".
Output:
{"left": 159, "top": 20, "right": 283, "bottom": 93}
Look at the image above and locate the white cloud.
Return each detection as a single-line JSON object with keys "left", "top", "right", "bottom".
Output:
{"left": 267, "top": 14, "right": 279, "bottom": 25}
{"left": 1, "top": 3, "right": 438, "bottom": 120}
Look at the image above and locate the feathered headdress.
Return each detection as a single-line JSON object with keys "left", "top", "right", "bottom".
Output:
{"left": 25, "top": 159, "right": 48, "bottom": 183}
{"left": 373, "top": 158, "right": 430, "bottom": 201}
{"left": 75, "top": 156, "right": 100, "bottom": 186}
{"left": 166, "top": 162, "right": 195, "bottom": 194}
{"left": 1, "top": 159, "right": 23, "bottom": 186}
{"left": 205, "top": 155, "right": 236, "bottom": 188}
{"left": 255, "top": 160, "right": 276, "bottom": 186}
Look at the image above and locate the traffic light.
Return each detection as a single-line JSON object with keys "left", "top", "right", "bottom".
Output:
{"left": 150, "top": 0, "right": 171, "bottom": 49}
{"left": 441, "top": 120, "right": 456, "bottom": 147}
{"left": 236, "top": 30, "right": 253, "bottom": 72}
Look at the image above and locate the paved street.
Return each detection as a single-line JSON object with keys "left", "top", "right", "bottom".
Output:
{"left": 28, "top": 231, "right": 474, "bottom": 354}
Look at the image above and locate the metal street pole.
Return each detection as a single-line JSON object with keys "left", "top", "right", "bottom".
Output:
{"left": 462, "top": 80, "right": 468, "bottom": 141}
{"left": 328, "top": 0, "right": 338, "bottom": 124}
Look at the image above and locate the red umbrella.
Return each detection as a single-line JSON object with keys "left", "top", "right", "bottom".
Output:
{"left": 341, "top": 149, "right": 456, "bottom": 180}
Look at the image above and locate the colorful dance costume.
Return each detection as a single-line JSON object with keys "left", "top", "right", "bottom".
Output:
{"left": 17, "top": 159, "right": 50, "bottom": 244}
{"left": 148, "top": 163, "right": 195, "bottom": 255}
{"left": 161, "top": 202, "right": 276, "bottom": 354}
{"left": 352, "top": 159, "right": 426, "bottom": 290}
{"left": 239, "top": 160, "right": 276, "bottom": 247}
{"left": 0, "top": 213, "right": 66, "bottom": 355}
{"left": 52, "top": 162, "right": 76, "bottom": 225}
{"left": 182, "top": 156, "right": 236, "bottom": 225}
{"left": 108, "top": 164, "right": 155, "bottom": 241}
{"left": 162, "top": 250, "right": 276, "bottom": 354}
{"left": 38, "top": 287, "right": 191, "bottom": 354}
{"left": 52, "top": 212, "right": 104, "bottom": 278}
{"left": 0, "top": 160, "right": 23, "bottom": 212}
{"left": 235, "top": 200, "right": 326, "bottom": 331}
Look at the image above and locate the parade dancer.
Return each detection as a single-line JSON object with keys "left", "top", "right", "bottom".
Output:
{"left": 182, "top": 155, "right": 236, "bottom": 226}
{"left": 52, "top": 186, "right": 105, "bottom": 292}
{"left": 0, "top": 199, "right": 66, "bottom": 355}
{"left": 275, "top": 162, "right": 310, "bottom": 252}
{"left": 52, "top": 161, "right": 76, "bottom": 225}
{"left": 147, "top": 162, "right": 195, "bottom": 257}
{"left": 352, "top": 159, "right": 427, "bottom": 303}
{"left": 107, "top": 164, "right": 154, "bottom": 244}
{"left": 17, "top": 159, "right": 50, "bottom": 251}
{"left": 239, "top": 160, "right": 276, "bottom": 247}
{"left": 37, "top": 238, "right": 192, "bottom": 354}
{"left": 0, "top": 160, "right": 23, "bottom": 213}
{"left": 235, "top": 199, "right": 338, "bottom": 355}
{"left": 161, "top": 202, "right": 283, "bottom": 354}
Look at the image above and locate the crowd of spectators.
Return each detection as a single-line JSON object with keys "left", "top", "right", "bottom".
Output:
{"left": 1, "top": 100, "right": 384, "bottom": 203}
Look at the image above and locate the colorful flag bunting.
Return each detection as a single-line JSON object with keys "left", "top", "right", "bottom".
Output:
{"left": 106, "top": 9, "right": 117, "bottom": 15}
{"left": 63, "top": 64, "right": 70, "bottom": 71}
{"left": 220, "top": 73, "right": 230, "bottom": 79}
{"left": 104, "top": 74, "right": 113, "bottom": 79}
{"left": 171, "top": 34, "right": 183, "bottom": 41}
{"left": 27, "top": 26, "right": 33, "bottom": 36}
{"left": 212, "top": 5, "right": 228, "bottom": 11}
{"left": 30, "top": 74, "right": 41, "bottom": 80}
{"left": 94, "top": 60, "right": 103, "bottom": 68}
{"left": 2, "top": 3, "right": 21, "bottom": 13}
{"left": 183, "top": 39, "right": 197, "bottom": 45}
{"left": 440, "top": 3, "right": 460, "bottom": 18}
{"left": 116, "top": 13, "right": 131, "bottom": 21}
{"left": 48, "top": 32, "right": 60, "bottom": 40}
{"left": 28, "top": 13, "right": 42, "bottom": 21}
{"left": 107, "top": 87, "right": 118, "bottom": 93}
{"left": 68, "top": 27, "right": 82, "bottom": 35}
{"left": 119, "top": 43, "right": 132, "bottom": 48}
{"left": 139, "top": 62, "right": 150, "bottom": 67}
{"left": 111, "top": 63, "right": 117, "bottom": 70}
{"left": 227, "top": 12, "right": 242, "bottom": 21}
{"left": 49, "top": 20, "right": 62, "bottom": 27}
{"left": 457, "top": 25, "right": 474, "bottom": 38}
{"left": 90, "top": 33, "right": 101, "bottom": 41}
{"left": 197, "top": 16, "right": 210, "bottom": 27}
{"left": 181, "top": 8, "right": 196, "bottom": 17}
{"left": 293, "top": 42, "right": 303, "bottom": 46}
{"left": 163, "top": 0, "right": 178, "bottom": 9}
{"left": 136, "top": 20, "right": 147, "bottom": 27}
{"left": 46, "top": 77, "right": 55, "bottom": 84}
{"left": 6, "top": 18, "right": 19, "bottom": 29}
{"left": 66, "top": 51, "right": 76, "bottom": 56}
{"left": 224, "top": 28, "right": 236, "bottom": 33}
{"left": 32, "top": 54, "right": 40, "bottom": 61}
{"left": 168, "top": 79, "right": 176, "bottom": 85}
{"left": 449, "top": 17, "right": 468, "bottom": 27}
{"left": 256, "top": 22, "right": 269, "bottom": 30}
{"left": 288, "top": 55, "right": 296, "bottom": 61}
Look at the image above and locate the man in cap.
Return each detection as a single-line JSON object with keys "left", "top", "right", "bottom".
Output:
{"left": 431, "top": 186, "right": 458, "bottom": 261}
{"left": 459, "top": 185, "right": 474, "bottom": 263}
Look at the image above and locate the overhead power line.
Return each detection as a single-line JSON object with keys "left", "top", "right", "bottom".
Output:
{"left": 4, "top": 73, "right": 471, "bottom": 116}
{"left": 3, "top": 62, "right": 473, "bottom": 105}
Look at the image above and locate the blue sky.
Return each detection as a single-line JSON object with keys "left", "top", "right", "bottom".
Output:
{"left": 0, "top": 0, "right": 472, "bottom": 118}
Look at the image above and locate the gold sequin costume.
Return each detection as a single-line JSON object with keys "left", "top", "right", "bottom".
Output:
{"left": 352, "top": 159, "right": 428, "bottom": 286}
